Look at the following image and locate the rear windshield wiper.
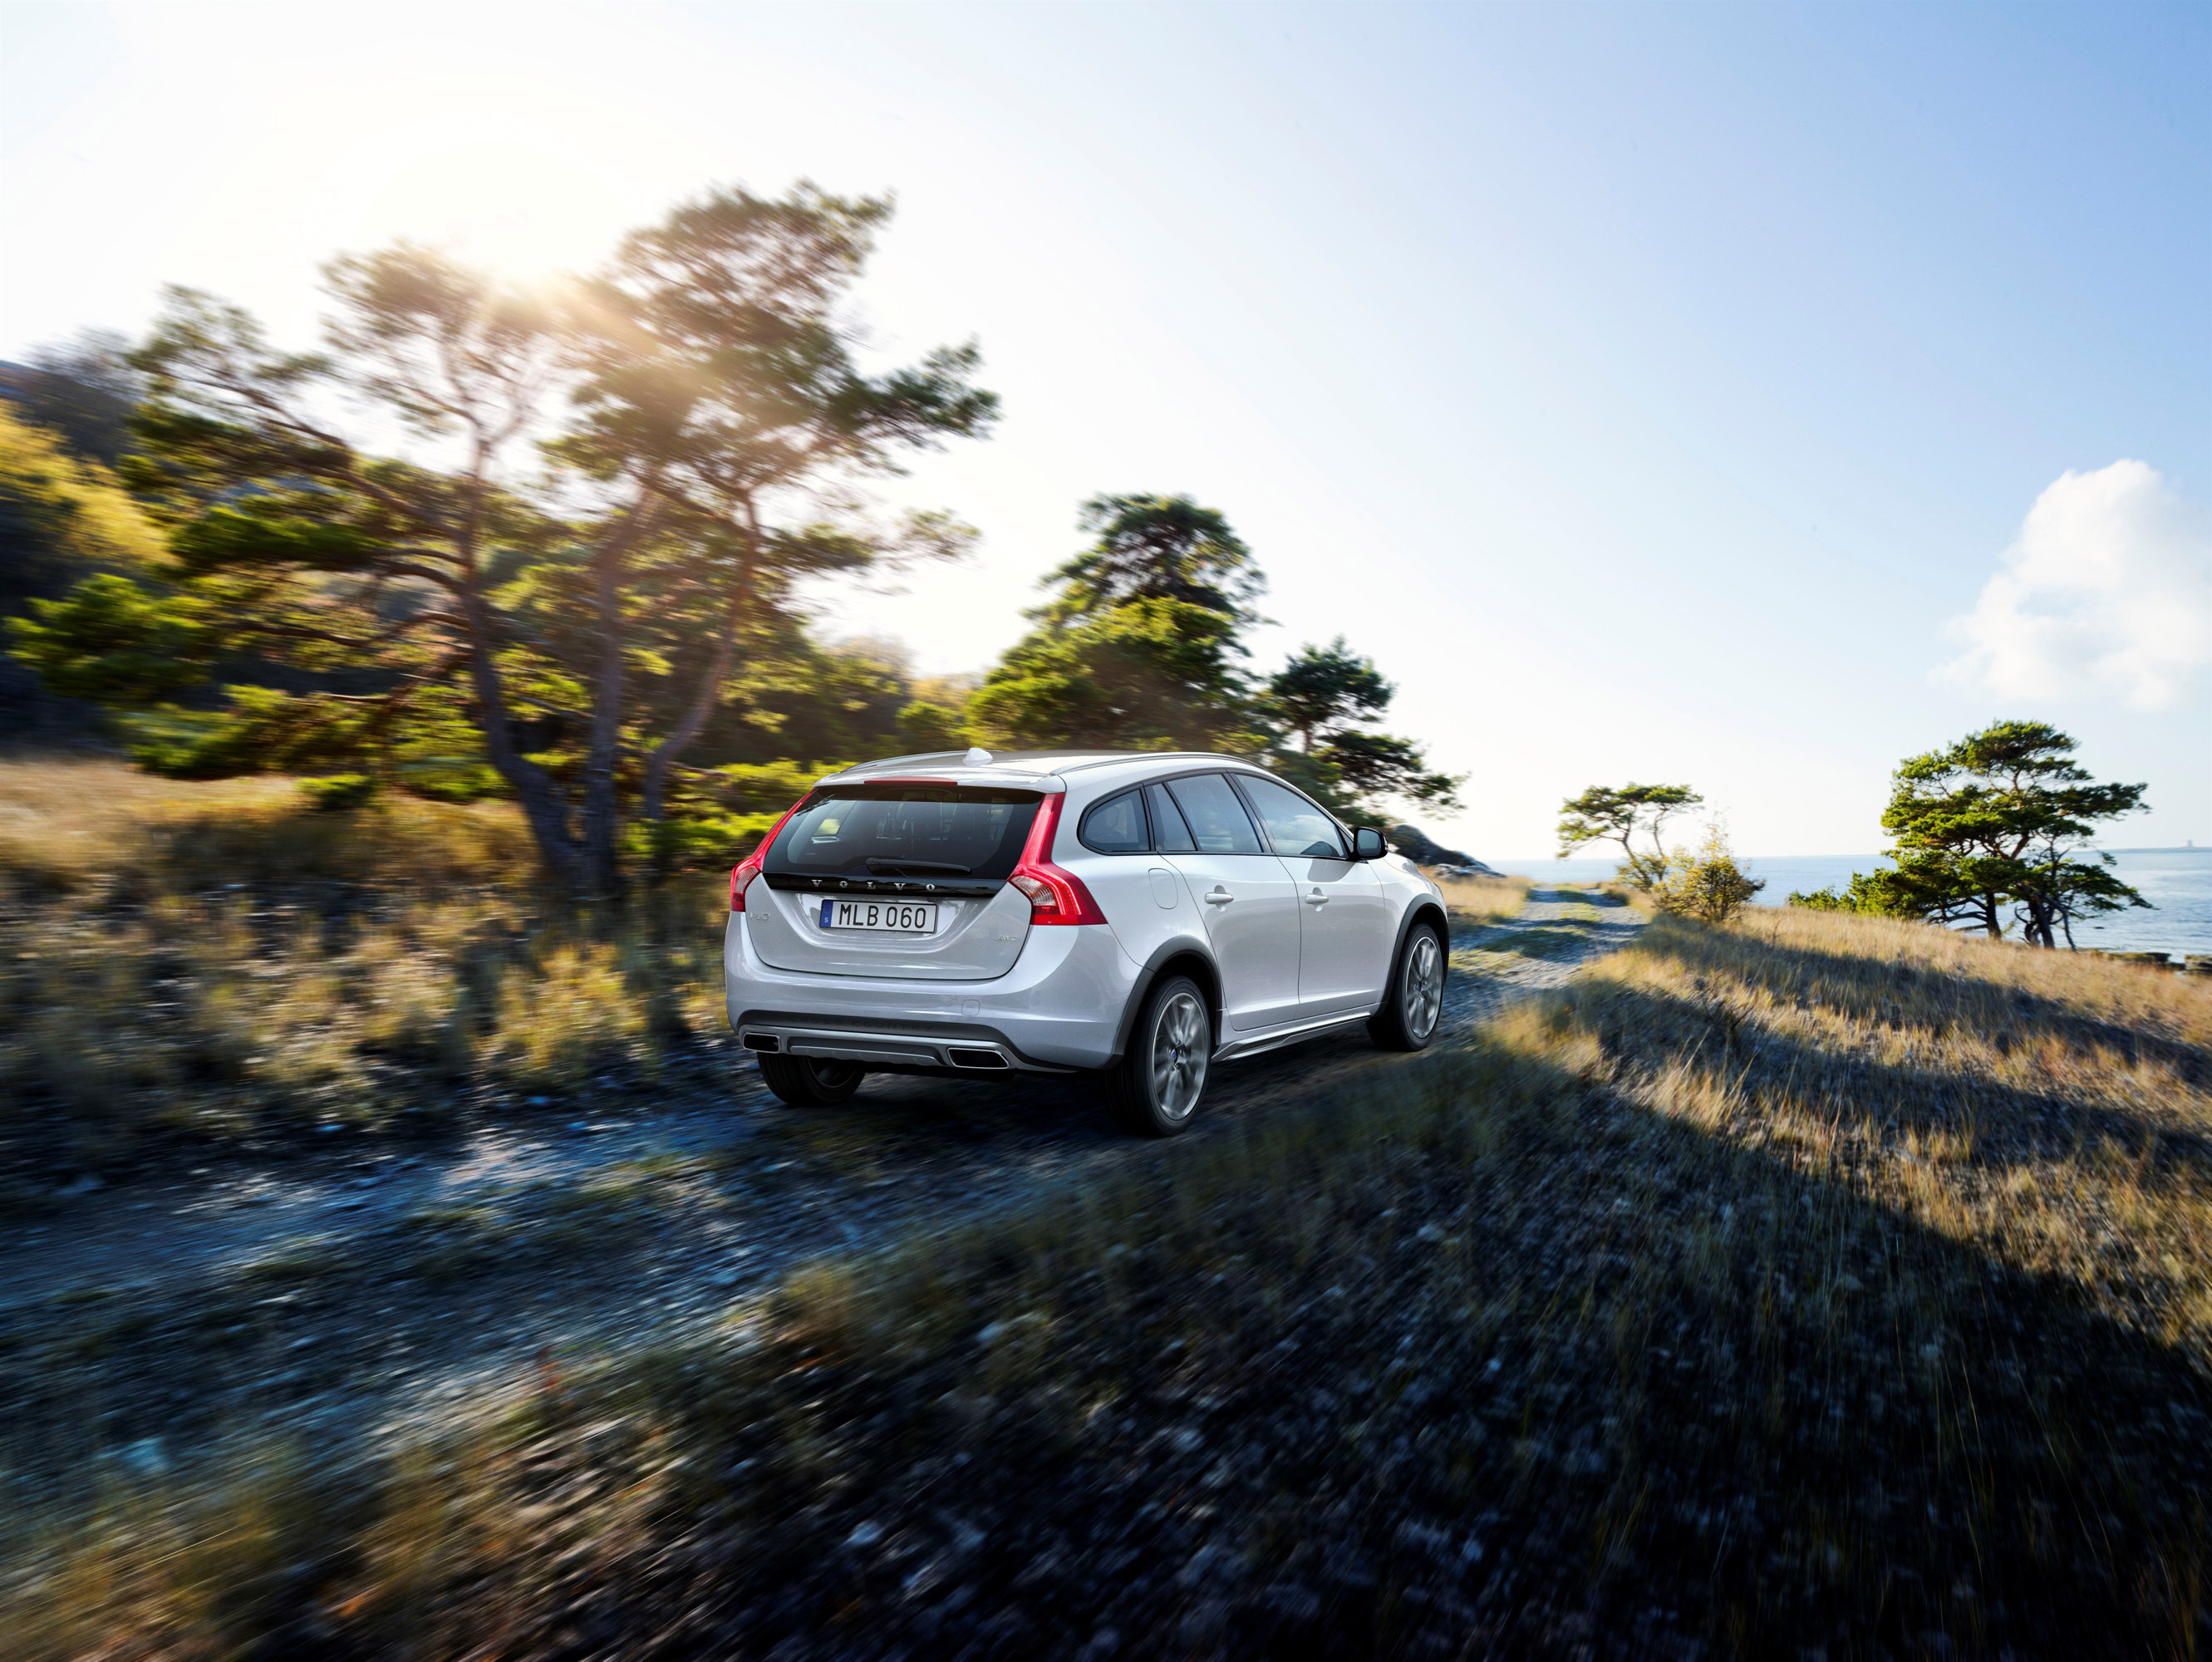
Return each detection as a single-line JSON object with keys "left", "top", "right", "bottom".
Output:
{"left": 863, "top": 858, "right": 973, "bottom": 876}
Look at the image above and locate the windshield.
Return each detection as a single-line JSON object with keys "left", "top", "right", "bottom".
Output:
{"left": 763, "top": 786, "right": 1044, "bottom": 881}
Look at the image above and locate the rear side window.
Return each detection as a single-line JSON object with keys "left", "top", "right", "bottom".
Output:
{"left": 1144, "top": 783, "right": 1197, "bottom": 852}
{"left": 764, "top": 786, "right": 1042, "bottom": 880}
{"left": 1163, "top": 774, "right": 1264, "bottom": 854}
{"left": 1079, "top": 789, "right": 1149, "bottom": 853}
{"left": 1236, "top": 774, "right": 1347, "bottom": 858}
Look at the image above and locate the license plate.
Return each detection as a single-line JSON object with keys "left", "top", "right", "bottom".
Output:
{"left": 819, "top": 898, "right": 939, "bottom": 934}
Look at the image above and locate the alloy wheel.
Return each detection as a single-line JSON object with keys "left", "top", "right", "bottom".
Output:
{"left": 1403, "top": 930, "right": 1443, "bottom": 1041}
{"left": 1148, "top": 988, "right": 1209, "bottom": 1123}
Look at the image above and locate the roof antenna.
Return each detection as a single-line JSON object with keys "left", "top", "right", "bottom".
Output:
{"left": 963, "top": 746, "right": 993, "bottom": 766}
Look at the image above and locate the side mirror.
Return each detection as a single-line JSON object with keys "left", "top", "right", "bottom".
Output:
{"left": 1352, "top": 827, "right": 1388, "bottom": 861}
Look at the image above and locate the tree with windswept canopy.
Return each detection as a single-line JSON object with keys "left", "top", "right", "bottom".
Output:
{"left": 1557, "top": 783, "right": 1704, "bottom": 889}
{"left": 1791, "top": 720, "right": 2148, "bottom": 947}
{"left": 565, "top": 187, "right": 991, "bottom": 870}
{"left": 1034, "top": 494, "right": 1266, "bottom": 626}
{"left": 968, "top": 494, "right": 1266, "bottom": 753}
{"left": 969, "top": 592, "right": 1256, "bottom": 752}
{"left": 1263, "top": 638, "right": 1462, "bottom": 817}
{"left": 1269, "top": 637, "right": 1390, "bottom": 755}
{"left": 7, "top": 182, "right": 995, "bottom": 896}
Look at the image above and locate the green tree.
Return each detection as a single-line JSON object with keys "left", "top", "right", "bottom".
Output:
{"left": 565, "top": 186, "right": 991, "bottom": 871}
{"left": 1035, "top": 494, "right": 1264, "bottom": 625}
{"left": 1557, "top": 783, "right": 1703, "bottom": 889}
{"left": 970, "top": 593, "right": 1256, "bottom": 750}
{"left": 0, "top": 404, "right": 170, "bottom": 734}
{"left": 1264, "top": 637, "right": 1461, "bottom": 819}
{"left": 7, "top": 184, "right": 994, "bottom": 896}
{"left": 969, "top": 495, "right": 1265, "bottom": 752}
{"left": 896, "top": 678, "right": 976, "bottom": 753}
{"left": 1840, "top": 720, "right": 2148, "bottom": 946}
{"left": 971, "top": 505, "right": 1460, "bottom": 821}
{"left": 1269, "top": 637, "right": 1389, "bottom": 754}
{"left": 1786, "top": 873, "right": 1897, "bottom": 914}
{"left": 1306, "top": 730, "right": 1462, "bottom": 816}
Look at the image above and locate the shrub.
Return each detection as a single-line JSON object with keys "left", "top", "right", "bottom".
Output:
{"left": 1787, "top": 870, "right": 1916, "bottom": 917}
{"left": 1652, "top": 822, "right": 1766, "bottom": 924}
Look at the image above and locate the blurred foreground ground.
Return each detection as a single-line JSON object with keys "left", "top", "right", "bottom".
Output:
{"left": 0, "top": 873, "right": 1600, "bottom": 1495}
{"left": 2, "top": 762, "right": 2208, "bottom": 1658}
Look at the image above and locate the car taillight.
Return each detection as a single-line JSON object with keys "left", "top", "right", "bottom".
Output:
{"left": 1007, "top": 794, "right": 1107, "bottom": 925}
{"left": 730, "top": 862, "right": 761, "bottom": 911}
{"left": 730, "top": 796, "right": 809, "bottom": 913}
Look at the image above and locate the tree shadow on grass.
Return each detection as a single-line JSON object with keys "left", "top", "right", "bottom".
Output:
{"left": 1632, "top": 918, "right": 2210, "bottom": 1088}
{"left": 1571, "top": 976, "right": 2212, "bottom": 1182}
{"left": 868, "top": 1020, "right": 2205, "bottom": 1656}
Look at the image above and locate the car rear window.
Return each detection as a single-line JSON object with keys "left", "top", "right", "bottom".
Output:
{"left": 764, "top": 786, "right": 1043, "bottom": 880}
{"left": 1163, "top": 774, "right": 1265, "bottom": 854}
{"left": 1236, "top": 774, "right": 1347, "bottom": 858}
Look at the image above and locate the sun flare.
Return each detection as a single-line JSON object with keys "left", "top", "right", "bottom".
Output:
{"left": 338, "top": 135, "right": 631, "bottom": 283}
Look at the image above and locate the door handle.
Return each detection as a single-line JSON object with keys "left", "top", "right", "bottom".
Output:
{"left": 1204, "top": 886, "right": 1234, "bottom": 905}
{"left": 1305, "top": 888, "right": 1330, "bottom": 905}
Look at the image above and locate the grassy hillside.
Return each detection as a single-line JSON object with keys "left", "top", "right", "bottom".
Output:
{"left": 7, "top": 897, "right": 2205, "bottom": 1657}
{"left": 0, "top": 760, "right": 730, "bottom": 1181}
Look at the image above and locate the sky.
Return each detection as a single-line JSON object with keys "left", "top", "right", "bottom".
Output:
{"left": 2, "top": 0, "right": 2206, "bottom": 859}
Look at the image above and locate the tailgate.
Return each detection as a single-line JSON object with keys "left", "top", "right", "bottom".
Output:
{"left": 745, "top": 784, "right": 1045, "bottom": 981}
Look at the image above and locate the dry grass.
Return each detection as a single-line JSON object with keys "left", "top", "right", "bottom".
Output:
{"left": 10, "top": 905, "right": 2207, "bottom": 1655}
{"left": 1546, "top": 904, "right": 2212, "bottom": 1363}
{"left": 0, "top": 760, "right": 725, "bottom": 1170}
{"left": 0, "top": 756, "right": 534, "bottom": 895}
{"left": 1436, "top": 872, "right": 1532, "bottom": 927}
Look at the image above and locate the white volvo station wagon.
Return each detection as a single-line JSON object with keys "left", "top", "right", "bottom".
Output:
{"left": 725, "top": 749, "right": 1450, "bottom": 1136}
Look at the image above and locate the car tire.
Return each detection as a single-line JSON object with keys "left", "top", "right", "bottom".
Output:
{"left": 757, "top": 1054, "right": 866, "bottom": 1108}
{"left": 1103, "top": 974, "right": 1212, "bottom": 1138}
{"left": 1369, "top": 917, "right": 1447, "bottom": 1052}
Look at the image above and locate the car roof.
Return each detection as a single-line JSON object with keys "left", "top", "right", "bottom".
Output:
{"left": 816, "top": 749, "right": 1270, "bottom": 791}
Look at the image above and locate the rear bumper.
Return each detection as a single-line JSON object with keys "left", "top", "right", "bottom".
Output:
{"left": 730, "top": 1017, "right": 1074, "bottom": 1074}
{"left": 723, "top": 913, "right": 1138, "bottom": 1070}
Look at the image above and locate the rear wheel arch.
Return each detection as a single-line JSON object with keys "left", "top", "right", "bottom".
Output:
{"left": 1111, "top": 945, "right": 1222, "bottom": 1065}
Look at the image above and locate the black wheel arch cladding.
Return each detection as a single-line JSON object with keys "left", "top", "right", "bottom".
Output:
{"left": 1109, "top": 942, "right": 1222, "bottom": 1066}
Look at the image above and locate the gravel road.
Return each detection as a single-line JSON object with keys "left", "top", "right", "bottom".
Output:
{"left": 1, "top": 887, "right": 1644, "bottom": 1486}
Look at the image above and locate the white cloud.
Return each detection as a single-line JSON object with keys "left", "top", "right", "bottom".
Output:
{"left": 1939, "top": 460, "right": 2211, "bottom": 711}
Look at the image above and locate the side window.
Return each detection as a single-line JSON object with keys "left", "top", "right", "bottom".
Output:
{"left": 1079, "top": 789, "right": 1149, "bottom": 854}
{"left": 1144, "top": 783, "right": 1197, "bottom": 853}
{"left": 1236, "top": 774, "right": 1348, "bottom": 858}
{"left": 1163, "top": 774, "right": 1265, "bottom": 854}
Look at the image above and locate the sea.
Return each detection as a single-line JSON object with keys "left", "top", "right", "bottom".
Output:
{"left": 1493, "top": 848, "right": 2212, "bottom": 958}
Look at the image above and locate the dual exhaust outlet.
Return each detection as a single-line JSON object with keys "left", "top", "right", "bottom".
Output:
{"left": 740, "top": 1029, "right": 1012, "bottom": 1071}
